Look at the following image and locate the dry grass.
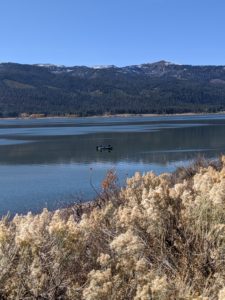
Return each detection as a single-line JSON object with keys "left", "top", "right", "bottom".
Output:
{"left": 0, "top": 160, "right": 225, "bottom": 299}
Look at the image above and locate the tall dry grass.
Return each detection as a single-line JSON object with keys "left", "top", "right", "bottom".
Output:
{"left": 0, "top": 159, "right": 225, "bottom": 299}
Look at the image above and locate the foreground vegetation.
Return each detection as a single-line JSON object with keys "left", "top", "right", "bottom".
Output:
{"left": 1, "top": 158, "right": 225, "bottom": 299}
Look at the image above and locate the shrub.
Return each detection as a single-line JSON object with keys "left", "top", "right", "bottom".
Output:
{"left": 1, "top": 158, "right": 225, "bottom": 298}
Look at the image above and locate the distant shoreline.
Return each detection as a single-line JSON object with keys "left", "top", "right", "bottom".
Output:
{"left": 1, "top": 111, "right": 225, "bottom": 120}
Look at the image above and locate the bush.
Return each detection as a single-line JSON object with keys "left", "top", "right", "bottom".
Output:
{"left": 1, "top": 159, "right": 225, "bottom": 299}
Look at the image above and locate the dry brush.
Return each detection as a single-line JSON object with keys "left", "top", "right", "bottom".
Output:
{"left": 0, "top": 159, "right": 225, "bottom": 299}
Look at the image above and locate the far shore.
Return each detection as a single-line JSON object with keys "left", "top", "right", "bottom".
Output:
{"left": 1, "top": 111, "right": 225, "bottom": 121}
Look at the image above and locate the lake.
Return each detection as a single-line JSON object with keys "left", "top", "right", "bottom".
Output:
{"left": 0, "top": 114, "right": 225, "bottom": 216}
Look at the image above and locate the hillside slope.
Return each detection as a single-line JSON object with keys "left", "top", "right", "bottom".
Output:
{"left": 1, "top": 61, "right": 225, "bottom": 116}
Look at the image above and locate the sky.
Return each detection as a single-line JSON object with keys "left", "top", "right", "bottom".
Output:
{"left": 0, "top": 0, "right": 225, "bottom": 66}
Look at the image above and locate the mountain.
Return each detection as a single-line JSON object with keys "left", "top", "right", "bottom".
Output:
{"left": 1, "top": 61, "right": 225, "bottom": 117}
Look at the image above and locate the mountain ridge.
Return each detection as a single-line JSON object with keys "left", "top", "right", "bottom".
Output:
{"left": 1, "top": 61, "right": 225, "bottom": 117}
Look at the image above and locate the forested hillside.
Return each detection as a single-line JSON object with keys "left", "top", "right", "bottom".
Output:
{"left": 1, "top": 61, "right": 225, "bottom": 116}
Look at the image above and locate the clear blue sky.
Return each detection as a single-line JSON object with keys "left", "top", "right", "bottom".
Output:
{"left": 0, "top": 0, "right": 224, "bottom": 66}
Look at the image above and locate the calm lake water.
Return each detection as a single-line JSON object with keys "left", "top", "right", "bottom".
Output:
{"left": 1, "top": 114, "right": 225, "bottom": 216}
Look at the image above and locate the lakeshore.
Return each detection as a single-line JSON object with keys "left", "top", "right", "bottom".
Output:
{"left": 1, "top": 111, "right": 225, "bottom": 121}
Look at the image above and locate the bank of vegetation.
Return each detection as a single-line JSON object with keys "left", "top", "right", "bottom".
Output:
{"left": 1, "top": 158, "right": 225, "bottom": 299}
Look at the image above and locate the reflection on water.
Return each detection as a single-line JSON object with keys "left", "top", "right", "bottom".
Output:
{"left": 0, "top": 114, "right": 225, "bottom": 215}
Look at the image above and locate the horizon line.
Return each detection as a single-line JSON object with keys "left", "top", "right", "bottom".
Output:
{"left": 1, "top": 60, "right": 225, "bottom": 68}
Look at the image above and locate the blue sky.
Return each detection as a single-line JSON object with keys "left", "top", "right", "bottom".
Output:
{"left": 0, "top": 0, "right": 224, "bottom": 66}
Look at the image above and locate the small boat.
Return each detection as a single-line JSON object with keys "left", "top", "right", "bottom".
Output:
{"left": 96, "top": 145, "right": 113, "bottom": 151}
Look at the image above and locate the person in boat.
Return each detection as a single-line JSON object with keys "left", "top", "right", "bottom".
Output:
{"left": 96, "top": 145, "right": 113, "bottom": 150}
